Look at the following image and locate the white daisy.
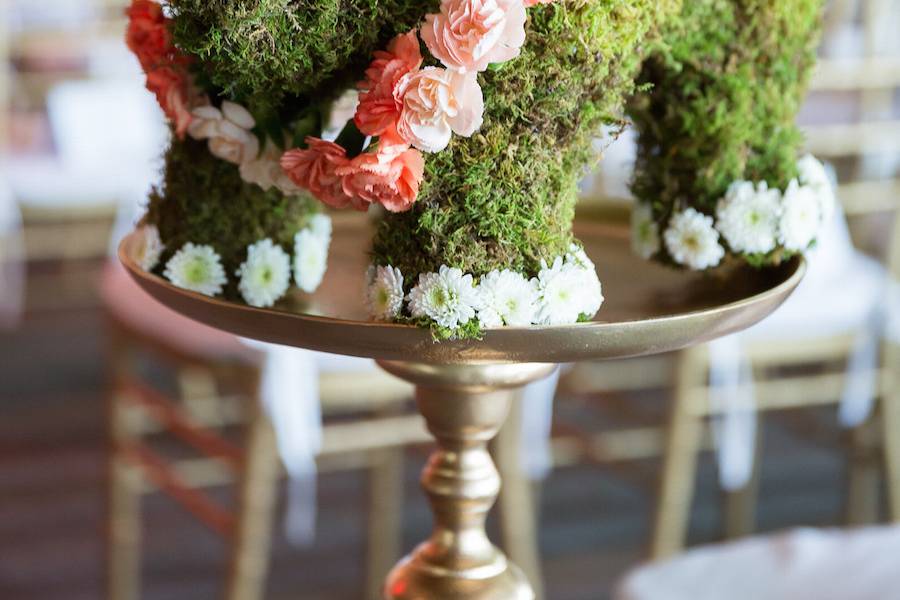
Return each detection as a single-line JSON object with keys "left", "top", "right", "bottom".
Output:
{"left": 163, "top": 243, "right": 227, "bottom": 296}
{"left": 366, "top": 265, "right": 405, "bottom": 321}
{"left": 715, "top": 180, "right": 782, "bottom": 254}
{"left": 533, "top": 257, "right": 588, "bottom": 325}
{"left": 779, "top": 179, "right": 821, "bottom": 251}
{"left": 477, "top": 269, "right": 539, "bottom": 328}
{"left": 797, "top": 154, "right": 835, "bottom": 225}
{"left": 631, "top": 203, "right": 661, "bottom": 259}
{"left": 236, "top": 239, "right": 291, "bottom": 308}
{"left": 293, "top": 229, "right": 329, "bottom": 292}
{"left": 407, "top": 265, "right": 482, "bottom": 329}
{"left": 664, "top": 208, "right": 725, "bottom": 270}
{"left": 134, "top": 224, "right": 164, "bottom": 271}
{"left": 308, "top": 213, "right": 332, "bottom": 244}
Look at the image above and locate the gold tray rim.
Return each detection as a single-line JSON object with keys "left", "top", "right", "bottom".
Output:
{"left": 118, "top": 223, "right": 805, "bottom": 364}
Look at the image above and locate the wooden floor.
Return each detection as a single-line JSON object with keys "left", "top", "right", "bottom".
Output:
{"left": 0, "top": 265, "right": 868, "bottom": 600}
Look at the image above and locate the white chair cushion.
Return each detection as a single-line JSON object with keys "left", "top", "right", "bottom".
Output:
{"left": 617, "top": 526, "right": 900, "bottom": 600}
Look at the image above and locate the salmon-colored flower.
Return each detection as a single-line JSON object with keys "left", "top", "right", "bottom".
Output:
{"left": 354, "top": 31, "right": 423, "bottom": 137}
{"left": 337, "top": 145, "right": 425, "bottom": 213}
{"left": 281, "top": 138, "right": 366, "bottom": 210}
{"left": 145, "top": 67, "right": 194, "bottom": 139}
{"left": 125, "top": 0, "right": 172, "bottom": 70}
{"left": 421, "top": 0, "right": 527, "bottom": 73}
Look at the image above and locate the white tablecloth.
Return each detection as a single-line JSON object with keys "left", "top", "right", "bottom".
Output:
{"left": 617, "top": 525, "right": 900, "bottom": 600}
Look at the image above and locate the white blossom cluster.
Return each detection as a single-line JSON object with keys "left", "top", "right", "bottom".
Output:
{"left": 366, "top": 245, "right": 604, "bottom": 331}
{"left": 632, "top": 155, "right": 835, "bottom": 271}
{"left": 152, "top": 214, "right": 332, "bottom": 306}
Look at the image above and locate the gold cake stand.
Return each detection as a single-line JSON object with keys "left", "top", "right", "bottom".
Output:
{"left": 119, "top": 214, "right": 804, "bottom": 599}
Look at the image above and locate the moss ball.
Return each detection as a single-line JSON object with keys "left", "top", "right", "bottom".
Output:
{"left": 371, "top": 0, "right": 678, "bottom": 284}
{"left": 629, "top": 0, "right": 822, "bottom": 252}
{"left": 168, "top": 0, "right": 435, "bottom": 115}
{"left": 146, "top": 137, "right": 320, "bottom": 299}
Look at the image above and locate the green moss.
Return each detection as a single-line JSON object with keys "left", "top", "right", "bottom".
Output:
{"left": 629, "top": 0, "right": 823, "bottom": 264}
{"left": 372, "top": 0, "right": 678, "bottom": 286}
{"left": 168, "top": 0, "right": 435, "bottom": 115}
{"left": 146, "top": 137, "right": 320, "bottom": 299}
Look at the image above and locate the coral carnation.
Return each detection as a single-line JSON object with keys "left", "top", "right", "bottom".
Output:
{"left": 145, "top": 67, "right": 194, "bottom": 138}
{"left": 125, "top": 0, "right": 171, "bottom": 70}
{"left": 355, "top": 31, "right": 423, "bottom": 137}
{"left": 281, "top": 138, "right": 363, "bottom": 210}
{"left": 338, "top": 145, "right": 425, "bottom": 213}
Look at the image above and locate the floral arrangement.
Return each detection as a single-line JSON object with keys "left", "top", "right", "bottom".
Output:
{"left": 277, "top": 1, "right": 539, "bottom": 214}
{"left": 629, "top": 0, "right": 827, "bottom": 272}
{"left": 367, "top": 245, "right": 603, "bottom": 331}
{"left": 262, "top": 0, "right": 672, "bottom": 337}
{"left": 126, "top": 0, "right": 332, "bottom": 306}
{"left": 632, "top": 155, "right": 835, "bottom": 271}
{"left": 132, "top": 216, "right": 331, "bottom": 307}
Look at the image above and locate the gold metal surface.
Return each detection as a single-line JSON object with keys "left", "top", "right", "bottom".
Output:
{"left": 118, "top": 216, "right": 805, "bottom": 365}
{"left": 377, "top": 362, "right": 555, "bottom": 600}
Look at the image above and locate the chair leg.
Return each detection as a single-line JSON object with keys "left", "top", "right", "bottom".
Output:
{"left": 722, "top": 425, "right": 763, "bottom": 540}
{"left": 177, "top": 367, "right": 222, "bottom": 427}
{"left": 108, "top": 400, "right": 142, "bottom": 600}
{"left": 846, "top": 413, "right": 882, "bottom": 525}
{"left": 106, "top": 325, "right": 142, "bottom": 600}
{"left": 882, "top": 346, "right": 900, "bottom": 522}
{"left": 651, "top": 347, "right": 706, "bottom": 560}
{"left": 226, "top": 405, "right": 280, "bottom": 600}
{"left": 493, "top": 396, "right": 544, "bottom": 599}
{"left": 365, "top": 446, "right": 405, "bottom": 600}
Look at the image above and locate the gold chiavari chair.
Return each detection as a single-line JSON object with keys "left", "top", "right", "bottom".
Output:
{"left": 103, "top": 263, "right": 429, "bottom": 600}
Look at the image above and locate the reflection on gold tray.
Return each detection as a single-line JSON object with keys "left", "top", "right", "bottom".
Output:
{"left": 119, "top": 214, "right": 804, "bottom": 364}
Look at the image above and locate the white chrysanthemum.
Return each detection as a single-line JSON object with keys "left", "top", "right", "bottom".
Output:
{"left": 533, "top": 257, "right": 589, "bottom": 325}
{"left": 163, "top": 243, "right": 227, "bottom": 296}
{"left": 293, "top": 229, "right": 329, "bottom": 293}
{"left": 477, "top": 269, "right": 539, "bottom": 328}
{"left": 407, "top": 265, "right": 482, "bottom": 329}
{"left": 715, "top": 180, "right": 782, "bottom": 254}
{"left": 308, "top": 213, "right": 332, "bottom": 244}
{"left": 566, "top": 243, "right": 595, "bottom": 271}
{"left": 236, "top": 239, "right": 291, "bottom": 308}
{"left": 797, "top": 154, "right": 835, "bottom": 225}
{"left": 779, "top": 180, "right": 821, "bottom": 251}
{"left": 664, "top": 208, "right": 725, "bottom": 270}
{"left": 631, "top": 203, "right": 661, "bottom": 259}
{"left": 366, "top": 265, "right": 405, "bottom": 321}
{"left": 135, "top": 224, "right": 164, "bottom": 271}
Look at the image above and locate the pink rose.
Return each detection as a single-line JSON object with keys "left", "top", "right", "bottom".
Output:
{"left": 146, "top": 67, "right": 194, "bottom": 139}
{"left": 394, "top": 67, "right": 484, "bottom": 153}
{"left": 337, "top": 145, "right": 425, "bottom": 213}
{"left": 421, "top": 0, "right": 527, "bottom": 73}
{"left": 281, "top": 138, "right": 366, "bottom": 210}
{"left": 355, "top": 31, "right": 423, "bottom": 137}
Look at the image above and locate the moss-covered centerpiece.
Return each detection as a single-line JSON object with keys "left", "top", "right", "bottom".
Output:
{"left": 274, "top": 0, "right": 677, "bottom": 339}
{"left": 125, "top": 0, "right": 438, "bottom": 306}
{"left": 628, "top": 0, "right": 834, "bottom": 272}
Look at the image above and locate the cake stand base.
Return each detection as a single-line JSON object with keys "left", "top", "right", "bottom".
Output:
{"left": 378, "top": 361, "right": 556, "bottom": 600}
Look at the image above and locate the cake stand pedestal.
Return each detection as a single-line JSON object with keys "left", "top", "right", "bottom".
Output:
{"left": 120, "top": 215, "right": 804, "bottom": 599}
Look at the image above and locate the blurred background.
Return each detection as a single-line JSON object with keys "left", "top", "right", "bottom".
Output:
{"left": 2, "top": 1, "right": 900, "bottom": 599}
